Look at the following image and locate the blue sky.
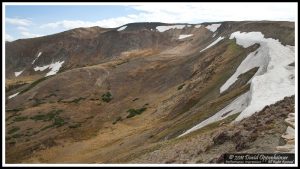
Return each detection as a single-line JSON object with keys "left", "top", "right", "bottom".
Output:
{"left": 4, "top": 3, "right": 297, "bottom": 41}
{"left": 6, "top": 5, "right": 138, "bottom": 22}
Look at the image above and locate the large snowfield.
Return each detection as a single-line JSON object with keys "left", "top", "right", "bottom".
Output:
{"left": 229, "top": 31, "right": 295, "bottom": 121}
{"left": 180, "top": 31, "right": 295, "bottom": 136}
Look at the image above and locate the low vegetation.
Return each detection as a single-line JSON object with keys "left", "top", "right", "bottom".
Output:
{"left": 31, "top": 110, "right": 66, "bottom": 130}
{"left": 126, "top": 107, "right": 147, "bottom": 118}
{"left": 177, "top": 84, "right": 185, "bottom": 90}
{"left": 30, "top": 110, "right": 63, "bottom": 121}
{"left": 132, "top": 98, "right": 139, "bottom": 101}
{"left": 112, "top": 116, "right": 122, "bottom": 125}
{"left": 102, "top": 92, "right": 113, "bottom": 102}
{"left": 8, "top": 127, "right": 20, "bottom": 134}
{"left": 12, "top": 133, "right": 24, "bottom": 139}
{"left": 6, "top": 108, "right": 24, "bottom": 112}
{"left": 69, "top": 123, "right": 81, "bottom": 128}
{"left": 72, "top": 97, "right": 85, "bottom": 103}
{"left": 5, "top": 81, "right": 28, "bottom": 93}
{"left": 6, "top": 113, "right": 21, "bottom": 121}
{"left": 13, "top": 116, "right": 28, "bottom": 122}
{"left": 20, "top": 76, "right": 52, "bottom": 94}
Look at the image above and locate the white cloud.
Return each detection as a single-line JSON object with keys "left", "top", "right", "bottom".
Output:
{"left": 39, "top": 3, "right": 296, "bottom": 31}
{"left": 6, "top": 3, "right": 296, "bottom": 40}
{"left": 40, "top": 16, "right": 136, "bottom": 29}
{"left": 5, "top": 33, "right": 15, "bottom": 41}
{"left": 21, "top": 31, "right": 42, "bottom": 38}
{"left": 129, "top": 3, "right": 296, "bottom": 23}
{"left": 17, "top": 26, "right": 29, "bottom": 31}
{"left": 6, "top": 17, "right": 32, "bottom": 26}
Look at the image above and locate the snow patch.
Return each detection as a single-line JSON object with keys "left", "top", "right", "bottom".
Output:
{"left": 15, "top": 70, "right": 24, "bottom": 77}
{"left": 179, "top": 92, "right": 250, "bottom": 137}
{"left": 8, "top": 92, "right": 19, "bottom": 99}
{"left": 34, "top": 61, "right": 65, "bottom": 77}
{"left": 220, "top": 31, "right": 294, "bottom": 121}
{"left": 156, "top": 25, "right": 185, "bottom": 32}
{"left": 46, "top": 61, "right": 65, "bottom": 76}
{"left": 34, "top": 65, "right": 50, "bottom": 71}
{"left": 178, "top": 34, "right": 193, "bottom": 39}
{"left": 200, "top": 36, "right": 224, "bottom": 52}
{"left": 117, "top": 26, "right": 127, "bottom": 31}
{"left": 195, "top": 25, "right": 201, "bottom": 28}
{"left": 32, "top": 52, "right": 42, "bottom": 64}
{"left": 205, "top": 24, "right": 221, "bottom": 32}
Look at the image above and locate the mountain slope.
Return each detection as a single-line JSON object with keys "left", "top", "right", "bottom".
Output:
{"left": 5, "top": 21, "right": 295, "bottom": 163}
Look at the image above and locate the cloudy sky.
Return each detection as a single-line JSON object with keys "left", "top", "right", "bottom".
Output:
{"left": 4, "top": 2, "right": 297, "bottom": 41}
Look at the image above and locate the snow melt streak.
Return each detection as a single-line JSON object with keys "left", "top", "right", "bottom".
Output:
{"left": 15, "top": 70, "right": 24, "bottom": 77}
{"left": 117, "top": 26, "right": 127, "bottom": 31}
{"left": 8, "top": 92, "right": 19, "bottom": 99}
{"left": 178, "top": 34, "right": 193, "bottom": 39}
{"left": 200, "top": 36, "right": 224, "bottom": 52}
{"left": 32, "top": 52, "right": 42, "bottom": 64}
{"left": 179, "top": 92, "right": 250, "bottom": 137}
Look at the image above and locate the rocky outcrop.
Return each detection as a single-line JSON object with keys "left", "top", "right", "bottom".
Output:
{"left": 276, "top": 113, "right": 295, "bottom": 153}
{"left": 130, "top": 96, "right": 295, "bottom": 163}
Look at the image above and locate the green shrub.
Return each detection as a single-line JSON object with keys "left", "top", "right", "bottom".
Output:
{"left": 53, "top": 117, "right": 65, "bottom": 127}
{"left": 6, "top": 113, "right": 21, "bottom": 121}
{"left": 6, "top": 82, "right": 28, "bottom": 93}
{"left": 20, "top": 76, "right": 51, "bottom": 94}
{"left": 8, "top": 127, "right": 20, "bottom": 134}
{"left": 69, "top": 123, "right": 81, "bottom": 128}
{"left": 177, "top": 84, "right": 185, "bottom": 90}
{"left": 132, "top": 98, "right": 139, "bottom": 101}
{"left": 126, "top": 107, "right": 147, "bottom": 118}
{"left": 112, "top": 116, "right": 122, "bottom": 125}
{"left": 102, "top": 92, "right": 113, "bottom": 102}
{"left": 6, "top": 108, "right": 24, "bottom": 112}
{"left": 72, "top": 97, "right": 85, "bottom": 103}
{"left": 30, "top": 110, "right": 62, "bottom": 121}
{"left": 12, "top": 133, "right": 24, "bottom": 138}
{"left": 13, "top": 116, "right": 28, "bottom": 122}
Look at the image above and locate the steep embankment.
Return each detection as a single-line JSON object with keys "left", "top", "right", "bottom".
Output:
{"left": 130, "top": 96, "right": 295, "bottom": 163}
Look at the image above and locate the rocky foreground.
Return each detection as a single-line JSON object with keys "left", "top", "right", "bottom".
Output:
{"left": 131, "top": 96, "right": 295, "bottom": 163}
